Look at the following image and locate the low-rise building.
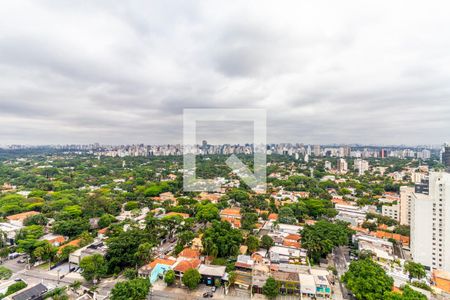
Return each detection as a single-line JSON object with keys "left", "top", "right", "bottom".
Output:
{"left": 69, "top": 240, "right": 107, "bottom": 266}
{"left": 6, "top": 211, "right": 40, "bottom": 226}
{"left": 198, "top": 264, "right": 226, "bottom": 286}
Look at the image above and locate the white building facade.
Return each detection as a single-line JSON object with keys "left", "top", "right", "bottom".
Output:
{"left": 411, "top": 172, "right": 450, "bottom": 272}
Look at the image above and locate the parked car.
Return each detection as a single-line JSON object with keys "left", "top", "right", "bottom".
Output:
{"left": 17, "top": 258, "right": 27, "bottom": 264}
{"left": 8, "top": 253, "right": 20, "bottom": 260}
{"left": 203, "top": 292, "right": 213, "bottom": 298}
{"left": 211, "top": 286, "right": 216, "bottom": 292}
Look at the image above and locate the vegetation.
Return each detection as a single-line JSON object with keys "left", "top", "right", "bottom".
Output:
{"left": 164, "top": 270, "right": 176, "bottom": 286}
{"left": 79, "top": 254, "right": 107, "bottom": 283}
{"left": 182, "top": 268, "right": 201, "bottom": 290}
{"left": 202, "top": 221, "right": 243, "bottom": 258}
{"left": 261, "top": 235, "right": 274, "bottom": 250}
{"left": 384, "top": 285, "right": 427, "bottom": 300}
{"left": 342, "top": 259, "right": 394, "bottom": 300}
{"left": 0, "top": 266, "right": 12, "bottom": 280}
{"left": 404, "top": 261, "right": 426, "bottom": 281}
{"left": 111, "top": 278, "right": 150, "bottom": 300}
{"left": 301, "top": 220, "right": 353, "bottom": 263}
{"left": 262, "top": 277, "right": 279, "bottom": 299}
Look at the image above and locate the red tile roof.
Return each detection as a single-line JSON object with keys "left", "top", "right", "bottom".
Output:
{"left": 220, "top": 208, "right": 241, "bottom": 217}
{"left": 173, "top": 259, "right": 201, "bottom": 273}
{"left": 284, "top": 234, "right": 301, "bottom": 241}
{"left": 6, "top": 211, "right": 40, "bottom": 221}
{"left": 268, "top": 213, "right": 278, "bottom": 221}
{"left": 178, "top": 248, "right": 200, "bottom": 259}
{"left": 283, "top": 240, "right": 301, "bottom": 248}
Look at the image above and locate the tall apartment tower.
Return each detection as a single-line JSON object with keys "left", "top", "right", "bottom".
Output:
{"left": 442, "top": 144, "right": 450, "bottom": 170}
{"left": 411, "top": 172, "right": 450, "bottom": 272}
{"left": 313, "top": 145, "right": 321, "bottom": 157}
{"left": 399, "top": 186, "right": 414, "bottom": 225}
{"left": 337, "top": 158, "right": 348, "bottom": 173}
{"left": 354, "top": 159, "right": 369, "bottom": 176}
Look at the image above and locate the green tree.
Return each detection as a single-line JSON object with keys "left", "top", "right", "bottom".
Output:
{"left": 79, "top": 254, "right": 107, "bottom": 283}
{"left": 0, "top": 266, "right": 12, "bottom": 280}
{"left": 228, "top": 271, "right": 237, "bottom": 286}
{"left": 202, "top": 221, "right": 243, "bottom": 258}
{"left": 79, "top": 231, "right": 94, "bottom": 247}
{"left": 33, "top": 241, "right": 57, "bottom": 268}
{"left": 124, "top": 201, "right": 139, "bottom": 211}
{"left": 342, "top": 259, "right": 394, "bottom": 300}
{"left": 135, "top": 242, "right": 153, "bottom": 266}
{"left": 278, "top": 207, "right": 296, "bottom": 224}
{"left": 404, "top": 261, "right": 426, "bottom": 281}
{"left": 23, "top": 214, "right": 48, "bottom": 226}
{"left": 5, "top": 281, "right": 27, "bottom": 296}
{"left": 52, "top": 218, "right": 90, "bottom": 237}
{"left": 241, "top": 212, "right": 258, "bottom": 230}
{"left": 262, "top": 277, "right": 279, "bottom": 299}
{"left": 261, "top": 235, "right": 274, "bottom": 250}
{"left": 246, "top": 235, "right": 260, "bottom": 253}
{"left": 164, "top": 269, "right": 176, "bottom": 286}
{"left": 98, "top": 214, "right": 116, "bottom": 228}
{"left": 111, "top": 278, "right": 150, "bottom": 300}
{"left": 182, "top": 268, "right": 201, "bottom": 290}
{"left": 123, "top": 268, "right": 137, "bottom": 280}
{"left": 195, "top": 203, "right": 219, "bottom": 223}
{"left": 384, "top": 285, "right": 427, "bottom": 300}
{"left": 301, "top": 220, "right": 352, "bottom": 263}
{"left": 58, "top": 245, "right": 78, "bottom": 262}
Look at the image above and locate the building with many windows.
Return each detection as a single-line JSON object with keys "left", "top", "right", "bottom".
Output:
{"left": 400, "top": 186, "right": 414, "bottom": 226}
{"left": 411, "top": 172, "right": 450, "bottom": 272}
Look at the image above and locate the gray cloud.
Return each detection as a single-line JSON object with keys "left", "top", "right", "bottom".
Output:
{"left": 1, "top": 0, "right": 450, "bottom": 145}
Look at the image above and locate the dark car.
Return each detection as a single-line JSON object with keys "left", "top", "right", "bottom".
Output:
{"left": 202, "top": 292, "right": 213, "bottom": 298}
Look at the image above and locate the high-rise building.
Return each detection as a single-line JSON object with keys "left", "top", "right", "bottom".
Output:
{"left": 442, "top": 144, "right": 450, "bottom": 170}
{"left": 354, "top": 159, "right": 369, "bottom": 176}
{"left": 411, "top": 172, "right": 450, "bottom": 272}
{"left": 400, "top": 186, "right": 414, "bottom": 226}
{"left": 337, "top": 158, "right": 348, "bottom": 173}
{"left": 313, "top": 145, "right": 321, "bottom": 157}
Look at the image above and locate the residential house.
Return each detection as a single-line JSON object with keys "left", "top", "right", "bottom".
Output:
{"left": 299, "top": 274, "right": 316, "bottom": 298}
{"left": 5, "top": 283, "right": 48, "bottom": 300}
{"left": 272, "top": 271, "right": 300, "bottom": 295}
{"left": 173, "top": 259, "right": 201, "bottom": 281}
{"left": 6, "top": 211, "right": 40, "bottom": 226}
{"left": 198, "top": 264, "right": 226, "bottom": 286}
{"left": 138, "top": 257, "right": 176, "bottom": 283}
{"left": 69, "top": 240, "right": 107, "bottom": 266}
{"left": 220, "top": 208, "right": 241, "bottom": 229}
{"left": 269, "top": 246, "right": 307, "bottom": 264}
{"left": 0, "top": 222, "right": 22, "bottom": 245}
{"left": 39, "top": 234, "right": 66, "bottom": 247}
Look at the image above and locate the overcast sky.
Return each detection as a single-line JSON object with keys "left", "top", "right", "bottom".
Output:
{"left": 1, "top": 1, "right": 450, "bottom": 146}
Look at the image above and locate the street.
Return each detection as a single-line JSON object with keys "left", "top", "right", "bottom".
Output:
{"left": 332, "top": 246, "right": 351, "bottom": 300}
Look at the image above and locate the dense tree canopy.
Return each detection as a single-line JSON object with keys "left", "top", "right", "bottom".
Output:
{"left": 202, "top": 221, "right": 243, "bottom": 258}
{"left": 301, "top": 220, "right": 353, "bottom": 262}
{"left": 342, "top": 259, "right": 394, "bottom": 300}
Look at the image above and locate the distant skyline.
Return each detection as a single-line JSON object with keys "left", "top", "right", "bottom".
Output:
{"left": 1, "top": 1, "right": 450, "bottom": 145}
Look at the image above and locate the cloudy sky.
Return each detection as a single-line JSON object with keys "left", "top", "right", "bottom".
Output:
{"left": 1, "top": 1, "right": 450, "bottom": 146}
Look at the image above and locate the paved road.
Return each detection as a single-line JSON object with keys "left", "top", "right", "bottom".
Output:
{"left": 333, "top": 246, "right": 351, "bottom": 300}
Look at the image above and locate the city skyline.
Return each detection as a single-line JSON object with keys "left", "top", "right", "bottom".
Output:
{"left": 1, "top": 1, "right": 450, "bottom": 145}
